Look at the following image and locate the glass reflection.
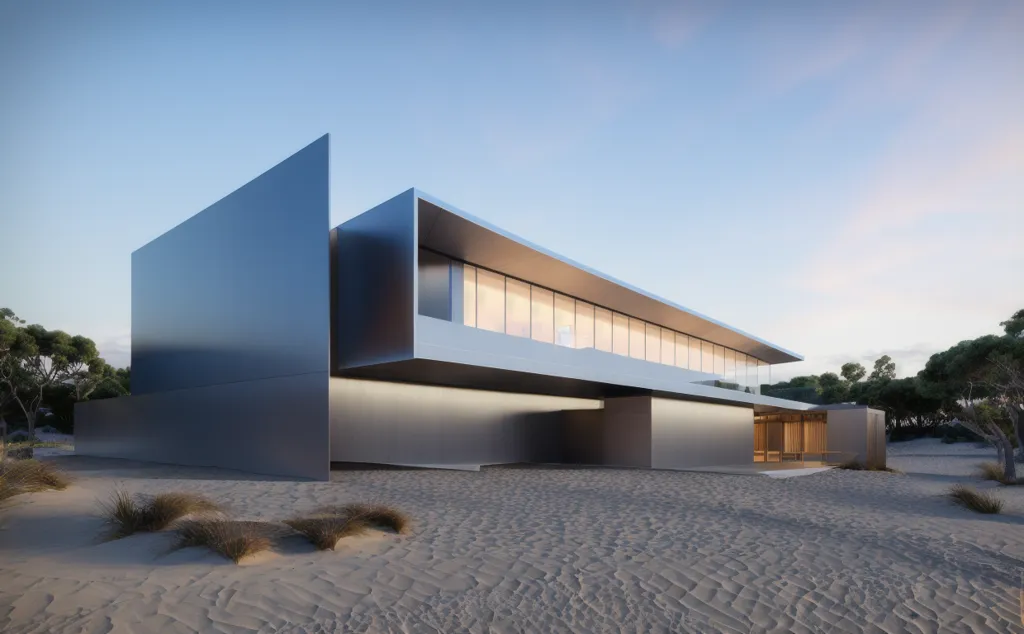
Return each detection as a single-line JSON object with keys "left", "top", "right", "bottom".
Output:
{"left": 612, "top": 313, "right": 629, "bottom": 356}
{"left": 476, "top": 268, "right": 505, "bottom": 333}
{"left": 463, "top": 265, "right": 477, "bottom": 327}
{"left": 595, "top": 307, "right": 612, "bottom": 352}
{"left": 576, "top": 301, "right": 595, "bottom": 349}
{"left": 531, "top": 287, "right": 554, "bottom": 344}
{"left": 554, "top": 294, "right": 575, "bottom": 348}
{"left": 505, "top": 278, "right": 530, "bottom": 338}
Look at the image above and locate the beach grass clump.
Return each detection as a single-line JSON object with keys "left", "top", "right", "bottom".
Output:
{"left": 947, "top": 484, "right": 1004, "bottom": 514}
{"left": 836, "top": 460, "right": 902, "bottom": 474}
{"left": 174, "top": 519, "right": 273, "bottom": 563}
{"left": 101, "top": 489, "right": 221, "bottom": 538}
{"left": 322, "top": 503, "right": 411, "bottom": 535}
{"left": 0, "top": 459, "right": 71, "bottom": 502}
{"left": 284, "top": 513, "right": 370, "bottom": 550}
{"left": 976, "top": 462, "right": 1022, "bottom": 485}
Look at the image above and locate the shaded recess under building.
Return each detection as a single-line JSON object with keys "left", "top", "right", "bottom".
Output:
{"left": 76, "top": 135, "right": 885, "bottom": 479}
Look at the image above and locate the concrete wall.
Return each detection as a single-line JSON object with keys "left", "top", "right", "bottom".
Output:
{"left": 651, "top": 398, "right": 753, "bottom": 469}
{"left": 601, "top": 397, "right": 653, "bottom": 468}
{"left": 335, "top": 189, "right": 416, "bottom": 369}
{"left": 329, "top": 377, "right": 600, "bottom": 467}
{"left": 76, "top": 136, "right": 331, "bottom": 480}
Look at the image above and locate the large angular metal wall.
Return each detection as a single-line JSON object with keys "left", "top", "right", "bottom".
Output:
{"left": 650, "top": 398, "right": 753, "bottom": 469}
{"left": 76, "top": 136, "right": 331, "bottom": 480}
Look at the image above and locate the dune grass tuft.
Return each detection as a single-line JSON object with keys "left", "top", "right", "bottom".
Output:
{"left": 101, "top": 489, "right": 221, "bottom": 538}
{"left": 976, "top": 461, "right": 1021, "bottom": 485}
{"left": 948, "top": 484, "right": 1004, "bottom": 514}
{"left": 284, "top": 514, "right": 370, "bottom": 550}
{"left": 836, "top": 460, "right": 902, "bottom": 474}
{"left": 174, "top": 519, "right": 273, "bottom": 563}
{"left": 0, "top": 459, "right": 71, "bottom": 502}
{"left": 319, "top": 503, "right": 411, "bottom": 535}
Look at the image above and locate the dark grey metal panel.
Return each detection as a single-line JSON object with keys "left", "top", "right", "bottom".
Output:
{"left": 415, "top": 193, "right": 802, "bottom": 365}
{"left": 335, "top": 190, "right": 416, "bottom": 369}
{"left": 328, "top": 377, "right": 599, "bottom": 467}
{"left": 132, "top": 135, "right": 330, "bottom": 394}
{"left": 417, "top": 248, "right": 451, "bottom": 321}
{"left": 75, "top": 372, "right": 329, "bottom": 480}
{"left": 650, "top": 398, "right": 753, "bottom": 469}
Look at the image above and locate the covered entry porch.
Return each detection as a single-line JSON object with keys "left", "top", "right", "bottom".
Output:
{"left": 754, "top": 411, "right": 845, "bottom": 464}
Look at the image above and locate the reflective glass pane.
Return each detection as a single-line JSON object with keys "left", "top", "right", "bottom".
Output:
{"left": 724, "top": 349, "right": 736, "bottom": 382}
{"left": 595, "top": 307, "right": 612, "bottom": 352}
{"left": 758, "top": 361, "right": 770, "bottom": 393}
{"left": 714, "top": 344, "right": 725, "bottom": 375}
{"left": 702, "top": 340, "right": 714, "bottom": 373}
{"left": 688, "top": 337, "right": 702, "bottom": 371}
{"left": 554, "top": 294, "right": 575, "bottom": 347}
{"left": 629, "top": 318, "right": 645, "bottom": 359}
{"left": 505, "top": 278, "right": 530, "bottom": 338}
{"left": 736, "top": 353, "right": 748, "bottom": 388}
{"left": 476, "top": 268, "right": 505, "bottom": 333}
{"left": 531, "top": 287, "right": 554, "bottom": 344}
{"left": 661, "top": 328, "right": 674, "bottom": 366}
{"left": 576, "top": 301, "right": 594, "bottom": 349}
{"left": 676, "top": 333, "right": 689, "bottom": 369}
{"left": 612, "top": 313, "right": 629, "bottom": 356}
{"left": 645, "top": 324, "right": 660, "bottom": 362}
{"left": 463, "top": 265, "right": 476, "bottom": 327}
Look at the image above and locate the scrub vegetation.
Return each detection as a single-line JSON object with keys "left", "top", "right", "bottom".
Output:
{"left": 101, "top": 489, "right": 221, "bottom": 539}
{"left": 947, "top": 484, "right": 1004, "bottom": 514}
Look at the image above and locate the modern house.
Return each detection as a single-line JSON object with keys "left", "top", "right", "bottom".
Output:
{"left": 76, "top": 136, "right": 885, "bottom": 480}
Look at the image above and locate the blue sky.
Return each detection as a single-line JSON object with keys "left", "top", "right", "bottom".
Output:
{"left": 1, "top": 0, "right": 1021, "bottom": 381}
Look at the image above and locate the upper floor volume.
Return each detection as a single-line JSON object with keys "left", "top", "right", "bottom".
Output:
{"left": 334, "top": 189, "right": 803, "bottom": 404}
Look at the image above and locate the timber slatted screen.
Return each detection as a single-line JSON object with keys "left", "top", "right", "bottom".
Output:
{"left": 754, "top": 422, "right": 767, "bottom": 452}
{"left": 783, "top": 422, "right": 802, "bottom": 453}
{"left": 803, "top": 421, "right": 827, "bottom": 453}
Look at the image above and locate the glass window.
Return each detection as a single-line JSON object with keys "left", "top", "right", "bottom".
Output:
{"left": 629, "top": 318, "right": 645, "bottom": 359}
{"left": 676, "top": 333, "right": 689, "bottom": 369}
{"left": 661, "top": 328, "right": 674, "bottom": 366}
{"left": 688, "top": 337, "right": 702, "bottom": 371}
{"left": 612, "top": 312, "right": 629, "bottom": 356}
{"left": 724, "top": 349, "right": 736, "bottom": 382}
{"left": 531, "top": 287, "right": 554, "bottom": 344}
{"left": 702, "top": 340, "right": 714, "bottom": 373}
{"left": 476, "top": 268, "right": 505, "bottom": 333}
{"left": 645, "top": 324, "right": 660, "bottom": 362}
{"left": 736, "top": 353, "right": 748, "bottom": 388}
{"left": 505, "top": 278, "right": 530, "bottom": 338}
{"left": 554, "top": 294, "right": 575, "bottom": 347}
{"left": 758, "top": 360, "right": 770, "bottom": 393}
{"left": 595, "top": 307, "right": 612, "bottom": 352}
{"left": 576, "top": 301, "right": 594, "bottom": 349}
{"left": 463, "top": 265, "right": 476, "bottom": 327}
{"left": 713, "top": 344, "right": 725, "bottom": 376}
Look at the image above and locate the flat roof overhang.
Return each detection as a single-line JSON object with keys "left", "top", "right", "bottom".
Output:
{"left": 415, "top": 191, "right": 803, "bottom": 365}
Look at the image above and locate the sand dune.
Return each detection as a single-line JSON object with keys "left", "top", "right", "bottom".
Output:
{"left": 1, "top": 441, "right": 1022, "bottom": 633}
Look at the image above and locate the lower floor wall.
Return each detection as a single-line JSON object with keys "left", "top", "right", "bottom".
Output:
{"left": 329, "top": 378, "right": 601, "bottom": 466}
{"left": 330, "top": 379, "right": 757, "bottom": 470}
{"left": 651, "top": 399, "right": 753, "bottom": 469}
{"left": 75, "top": 372, "right": 330, "bottom": 480}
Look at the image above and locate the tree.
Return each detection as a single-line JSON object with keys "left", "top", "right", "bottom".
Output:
{"left": 840, "top": 362, "right": 866, "bottom": 384}
{"left": 868, "top": 355, "right": 896, "bottom": 381}
{"left": 955, "top": 398, "right": 1016, "bottom": 482}
{"left": 1000, "top": 308, "right": 1024, "bottom": 339}
{"left": 0, "top": 308, "right": 30, "bottom": 429}
{"left": 2, "top": 321, "right": 101, "bottom": 438}
{"left": 817, "top": 372, "right": 849, "bottom": 404}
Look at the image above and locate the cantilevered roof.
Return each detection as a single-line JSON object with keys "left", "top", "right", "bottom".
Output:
{"left": 415, "top": 190, "right": 803, "bottom": 365}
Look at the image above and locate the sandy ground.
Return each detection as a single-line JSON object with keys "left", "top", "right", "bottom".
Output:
{"left": 1, "top": 441, "right": 1022, "bottom": 633}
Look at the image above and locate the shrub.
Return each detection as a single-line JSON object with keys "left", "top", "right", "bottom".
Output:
{"left": 101, "top": 489, "right": 221, "bottom": 538}
{"left": 977, "top": 462, "right": 1005, "bottom": 482}
{"left": 947, "top": 484, "right": 1004, "bottom": 514}
{"left": 320, "top": 503, "right": 411, "bottom": 535}
{"left": 0, "top": 459, "right": 71, "bottom": 502}
{"left": 174, "top": 519, "right": 273, "bottom": 563}
{"left": 284, "top": 513, "right": 369, "bottom": 550}
{"left": 835, "top": 460, "right": 901, "bottom": 474}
